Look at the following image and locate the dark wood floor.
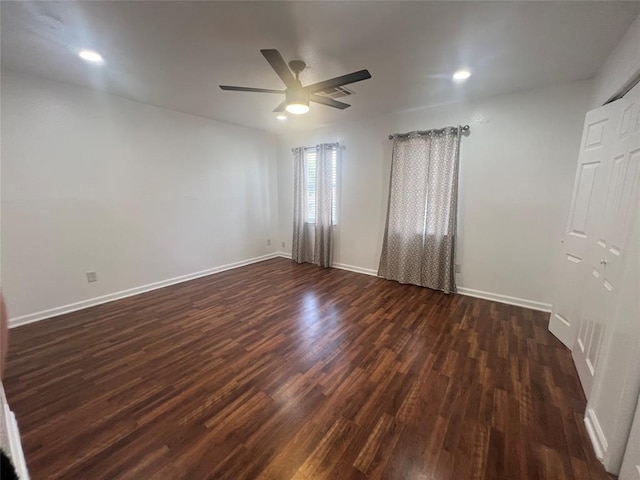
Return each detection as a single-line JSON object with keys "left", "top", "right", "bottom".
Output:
{"left": 4, "top": 258, "right": 611, "bottom": 479}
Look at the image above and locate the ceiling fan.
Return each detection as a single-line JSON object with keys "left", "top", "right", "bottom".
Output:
{"left": 220, "top": 49, "right": 372, "bottom": 115}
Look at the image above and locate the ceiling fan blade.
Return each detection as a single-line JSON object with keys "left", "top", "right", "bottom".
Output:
{"left": 260, "top": 49, "right": 296, "bottom": 87}
{"left": 309, "top": 94, "right": 350, "bottom": 110}
{"left": 220, "top": 85, "right": 284, "bottom": 94}
{"left": 305, "top": 70, "right": 372, "bottom": 94}
{"left": 273, "top": 100, "right": 287, "bottom": 113}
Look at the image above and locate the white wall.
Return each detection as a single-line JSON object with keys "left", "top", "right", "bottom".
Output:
{"left": 0, "top": 72, "right": 595, "bottom": 319}
{"left": 591, "top": 13, "right": 640, "bottom": 107}
{"left": 1, "top": 70, "right": 278, "bottom": 322}
{"left": 277, "top": 80, "right": 593, "bottom": 308}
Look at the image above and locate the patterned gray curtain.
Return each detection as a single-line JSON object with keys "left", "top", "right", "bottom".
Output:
{"left": 291, "top": 147, "right": 313, "bottom": 264}
{"left": 314, "top": 144, "right": 335, "bottom": 268}
{"left": 378, "top": 127, "right": 462, "bottom": 293}
{"left": 291, "top": 144, "right": 338, "bottom": 268}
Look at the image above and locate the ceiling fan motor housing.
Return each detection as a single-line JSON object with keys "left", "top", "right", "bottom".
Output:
{"left": 286, "top": 87, "right": 309, "bottom": 107}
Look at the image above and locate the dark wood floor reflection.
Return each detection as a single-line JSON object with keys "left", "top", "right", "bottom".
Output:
{"left": 4, "top": 258, "right": 611, "bottom": 479}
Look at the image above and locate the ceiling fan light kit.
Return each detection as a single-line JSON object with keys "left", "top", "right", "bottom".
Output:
{"left": 220, "top": 49, "right": 371, "bottom": 116}
{"left": 285, "top": 89, "right": 309, "bottom": 114}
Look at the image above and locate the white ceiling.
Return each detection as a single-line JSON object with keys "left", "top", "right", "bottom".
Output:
{"left": 2, "top": 1, "right": 639, "bottom": 133}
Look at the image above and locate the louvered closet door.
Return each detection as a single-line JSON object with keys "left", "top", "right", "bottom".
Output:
{"left": 573, "top": 83, "right": 640, "bottom": 397}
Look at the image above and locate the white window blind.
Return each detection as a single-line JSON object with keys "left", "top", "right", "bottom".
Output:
{"left": 305, "top": 148, "right": 337, "bottom": 224}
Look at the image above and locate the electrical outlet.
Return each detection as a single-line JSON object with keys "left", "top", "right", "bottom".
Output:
{"left": 267, "top": 238, "right": 271, "bottom": 246}
{"left": 281, "top": 241, "right": 285, "bottom": 248}
{"left": 86, "top": 271, "right": 97, "bottom": 283}
{"left": 455, "top": 264, "right": 462, "bottom": 273}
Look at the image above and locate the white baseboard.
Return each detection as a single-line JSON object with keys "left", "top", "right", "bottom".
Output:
{"left": 274, "top": 253, "right": 378, "bottom": 277}
{"left": 276, "top": 253, "right": 550, "bottom": 312}
{"left": 456, "top": 287, "right": 552, "bottom": 313}
{"left": 332, "top": 262, "right": 378, "bottom": 277}
{"left": 585, "top": 408, "right": 607, "bottom": 461}
{"left": 9, "top": 253, "right": 281, "bottom": 328}
{"left": 11, "top": 253, "right": 551, "bottom": 328}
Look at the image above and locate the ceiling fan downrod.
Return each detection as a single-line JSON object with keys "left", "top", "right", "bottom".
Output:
{"left": 288, "top": 60, "right": 306, "bottom": 82}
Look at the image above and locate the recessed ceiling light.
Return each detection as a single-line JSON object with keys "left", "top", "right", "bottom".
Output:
{"left": 276, "top": 115, "right": 287, "bottom": 121}
{"left": 79, "top": 50, "right": 104, "bottom": 64}
{"left": 453, "top": 70, "right": 471, "bottom": 82}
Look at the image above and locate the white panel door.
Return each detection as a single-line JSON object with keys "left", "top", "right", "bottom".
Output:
{"left": 548, "top": 101, "right": 622, "bottom": 348}
{"left": 573, "top": 83, "right": 640, "bottom": 397}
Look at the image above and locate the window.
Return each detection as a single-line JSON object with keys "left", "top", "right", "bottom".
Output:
{"left": 305, "top": 147, "right": 338, "bottom": 224}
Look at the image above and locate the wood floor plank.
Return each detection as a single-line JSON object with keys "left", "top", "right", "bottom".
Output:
{"left": 3, "top": 258, "right": 613, "bottom": 479}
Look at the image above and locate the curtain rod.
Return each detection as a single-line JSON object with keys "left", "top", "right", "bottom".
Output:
{"left": 291, "top": 142, "right": 340, "bottom": 152}
{"left": 388, "top": 125, "right": 470, "bottom": 140}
